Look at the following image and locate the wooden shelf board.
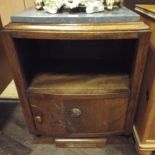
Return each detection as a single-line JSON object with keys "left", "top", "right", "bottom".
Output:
{"left": 28, "top": 73, "right": 129, "bottom": 95}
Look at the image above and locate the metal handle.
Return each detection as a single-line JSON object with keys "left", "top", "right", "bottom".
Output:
{"left": 71, "top": 108, "right": 82, "bottom": 118}
{"left": 34, "top": 116, "right": 42, "bottom": 124}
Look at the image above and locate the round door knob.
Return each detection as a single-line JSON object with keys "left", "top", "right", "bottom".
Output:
{"left": 71, "top": 108, "right": 82, "bottom": 118}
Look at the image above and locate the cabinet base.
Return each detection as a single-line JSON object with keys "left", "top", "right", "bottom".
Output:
{"left": 137, "top": 150, "right": 152, "bottom": 155}
{"left": 55, "top": 138, "right": 107, "bottom": 148}
{"left": 33, "top": 135, "right": 131, "bottom": 148}
{"left": 133, "top": 126, "right": 155, "bottom": 155}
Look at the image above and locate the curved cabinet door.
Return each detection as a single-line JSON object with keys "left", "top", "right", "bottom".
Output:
{"left": 29, "top": 93, "right": 129, "bottom": 137}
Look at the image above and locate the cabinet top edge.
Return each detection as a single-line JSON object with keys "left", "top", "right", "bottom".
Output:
{"left": 135, "top": 5, "right": 155, "bottom": 20}
{"left": 3, "top": 22, "right": 150, "bottom": 32}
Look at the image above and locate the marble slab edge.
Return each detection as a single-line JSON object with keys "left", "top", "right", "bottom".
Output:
{"left": 11, "top": 7, "right": 140, "bottom": 24}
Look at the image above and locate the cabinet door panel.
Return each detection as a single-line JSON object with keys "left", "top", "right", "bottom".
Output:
{"left": 64, "top": 97, "right": 128, "bottom": 134}
{"left": 29, "top": 94, "right": 128, "bottom": 136}
{"left": 30, "top": 95, "right": 65, "bottom": 136}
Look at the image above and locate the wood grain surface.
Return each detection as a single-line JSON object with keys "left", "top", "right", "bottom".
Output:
{"left": 28, "top": 73, "right": 129, "bottom": 95}
{"left": 29, "top": 93, "right": 128, "bottom": 136}
{"left": 2, "top": 17, "right": 150, "bottom": 141}
{"left": 3, "top": 22, "right": 149, "bottom": 40}
{"left": 134, "top": 5, "right": 155, "bottom": 155}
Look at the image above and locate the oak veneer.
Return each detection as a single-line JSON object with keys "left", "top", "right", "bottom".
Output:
{"left": 28, "top": 74, "right": 129, "bottom": 95}
{"left": 3, "top": 22, "right": 149, "bottom": 40}
{"left": 29, "top": 93, "right": 128, "bottom": 136}
{"left": 2, "top": 20, "right": 150, "bottom": 146}
{"left": 134, "top": 4, "right": 155, "bottom": 155}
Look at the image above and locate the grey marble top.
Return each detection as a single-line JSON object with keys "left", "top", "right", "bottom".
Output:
{"left": 11, "top": 7, "right": 140, "bottom": 24}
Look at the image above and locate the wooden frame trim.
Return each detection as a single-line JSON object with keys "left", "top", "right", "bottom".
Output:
{"left": 2, "top": 22, "right": 149, "bottom": 40}
{"left": 133, "top": 126, "right": 155, "bottom": 151}
{"left": 125, "top": 32, "right": 150, "bottom": 134}
{"left": 4, "top": 22, "right": 149, "bottom": 31}
{"left": 135, "top": 5, "right": 155, "bottom": 20}
{"left": 1, "top": 32, "right": 36, "bottom": 133}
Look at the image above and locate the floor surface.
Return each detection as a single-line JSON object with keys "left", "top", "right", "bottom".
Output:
{"left": 0, "top": 102, "right": 154, "bottom": 155}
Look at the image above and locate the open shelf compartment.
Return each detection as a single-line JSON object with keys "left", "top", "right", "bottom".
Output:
{"left": 13, "top": 38, "right": 137, "bottom": 95}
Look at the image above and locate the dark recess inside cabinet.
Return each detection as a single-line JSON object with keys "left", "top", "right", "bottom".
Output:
{"left": 14, "top": 39, "right": 137, "bottom": 93}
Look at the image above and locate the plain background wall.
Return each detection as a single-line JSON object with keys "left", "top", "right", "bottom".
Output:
{"left": 0, "top": 0, "right": 34, "bottom": 26}
{"left": 0, "top": 0, "right": 35, "bottom": 93}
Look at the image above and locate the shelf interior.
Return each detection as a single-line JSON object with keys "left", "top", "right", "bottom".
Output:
{"left": 13, "top": 38, "right": 136, "bottom": 94}
{"left": 28, "top": 73, "right": 129, "bottom": 95}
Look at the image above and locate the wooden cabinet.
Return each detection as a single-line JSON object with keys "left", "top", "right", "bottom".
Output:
{"left": 134, "top": 5, "right": 155, "bottom": 155}
{"left": 2, "top": 15, "right": 150, "bottom": 146}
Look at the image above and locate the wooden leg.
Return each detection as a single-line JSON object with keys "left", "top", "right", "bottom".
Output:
{"left": 137, "top": 149, "right": 152, "bottom": 155}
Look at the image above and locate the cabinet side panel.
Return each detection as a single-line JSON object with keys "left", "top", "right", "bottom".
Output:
{"left": 125, "top": 32, "right": 150, "bottom": 134}
{"left": 1, "top": 33, "right": 36, "bottom": 133}
{"left": 135, "top": 16, "right": 155, "bottom": 142}
{"left": 148, "top": 87, "right": 155, "bottom": 140}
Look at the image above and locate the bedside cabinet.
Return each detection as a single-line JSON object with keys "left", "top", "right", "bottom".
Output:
{"left": 134, "top": 5, "right": 155, "bottom": 155}
{"left": 2, "top": 8, "right": 150, "bottom": 147}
